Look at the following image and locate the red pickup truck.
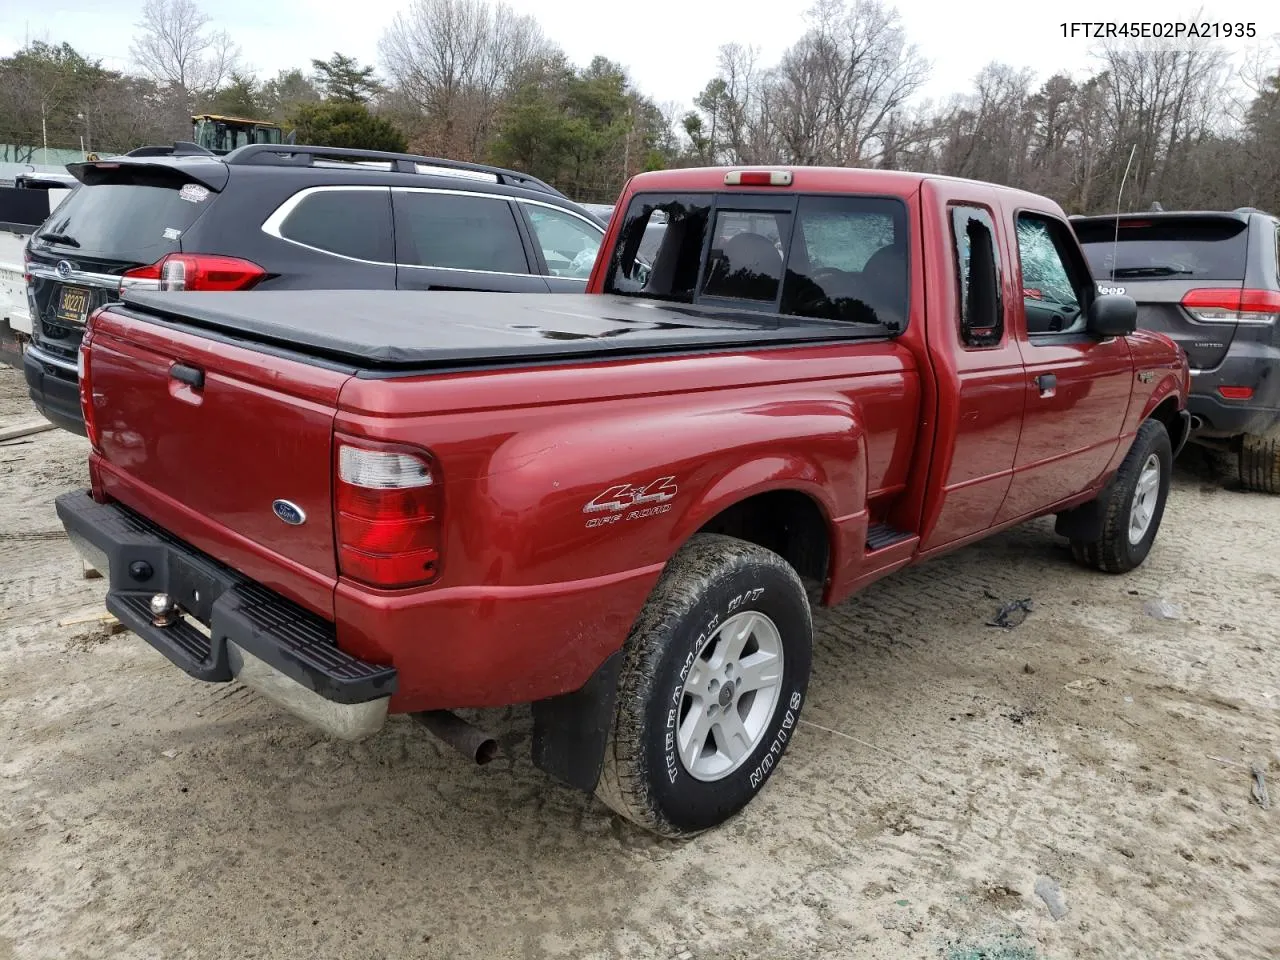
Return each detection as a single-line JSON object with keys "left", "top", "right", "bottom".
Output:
{"left": 56, "top": 166, "right": 1190, "bottom": 837}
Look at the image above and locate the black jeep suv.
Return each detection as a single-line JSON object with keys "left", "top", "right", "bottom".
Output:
{"left": 1073, "top": 208, "right": 1280, "bottom": 493}
{"left": 23, "top": 143, "right": 607, "bottom": 434}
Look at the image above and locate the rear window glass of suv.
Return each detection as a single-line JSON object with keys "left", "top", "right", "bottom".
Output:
{"left": 278, "top": 188, "right": 394, "bottom": 262}
{"left": 31, "top": 181, "right": 208, "bottom": 263}
{"left": 1074, "top": 217, "right": 1249, "bottom": 281}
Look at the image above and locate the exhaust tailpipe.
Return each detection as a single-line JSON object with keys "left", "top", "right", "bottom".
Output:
{"left": 413, "top": 710, "right": 499, "bottom": 765}
{"left": 1189, "top": 415, "right": 1204, "bottom": 431}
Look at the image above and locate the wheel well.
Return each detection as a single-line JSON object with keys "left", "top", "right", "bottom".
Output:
{"left": 696, "top": 490, "right": 829, "bottom": 582}
{"left": 1149, "top": 396, "right": 1187, "bottom": 454}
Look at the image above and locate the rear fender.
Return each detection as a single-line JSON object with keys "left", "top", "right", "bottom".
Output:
{"left": 525, "top": 394, "right": 868, "bottom": 794}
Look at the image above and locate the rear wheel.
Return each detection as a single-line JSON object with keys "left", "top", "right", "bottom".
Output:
{"left": 1069, "top": 418, "right": 1172, "bottom": 574}
{"left": 596, "top": 534, "right": 812, "bottom": 837}
{"left": 1239, "top": 429, "right": 1280, "bottom": 494}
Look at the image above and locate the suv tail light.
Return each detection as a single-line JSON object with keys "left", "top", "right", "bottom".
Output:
{"left": 78, "top": 331, "right": 99, "bottom": 450}
{"left": 335, "top": 436, "right": 442, "bottom": 589}
{"left": 120, "top": 254, "right": 266, "bottom": 293}
{"left": 1181, "top": 288, "right": 1280, "bottom": 325}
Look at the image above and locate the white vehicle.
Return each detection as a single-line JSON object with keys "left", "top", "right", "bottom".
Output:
{"left": 0, "top": 176, "right": 74, "bottom": 367}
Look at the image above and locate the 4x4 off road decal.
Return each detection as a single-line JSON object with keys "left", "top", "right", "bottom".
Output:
{"left": 582, "top": 476, "right": 678, "bottom": 528}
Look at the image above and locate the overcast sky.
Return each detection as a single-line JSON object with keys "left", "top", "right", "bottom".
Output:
{"left": 2, "top": 0, "right": 1276, "bottom": 110}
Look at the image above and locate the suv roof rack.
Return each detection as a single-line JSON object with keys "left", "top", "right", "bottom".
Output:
{"left": 224, "top": 143, "right": 568, "bottom": 199}
{"left": 125, "top": 141, "right": 218, "bottom": 158}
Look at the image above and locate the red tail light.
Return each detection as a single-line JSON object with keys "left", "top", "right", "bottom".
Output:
{"left": 78, "top": 331, "right": 99, "bottom": 450}
{"left": 1218, "top": 385, "right": 1255, "bottom": 400}
{"left": 724, "top": 169, "right": 793, "bottom": 186}
{"left": 334, "top": 436, "right": 442, "bottom": 589}
{"left": 120, "top": 254, "right": 266, "bottom": 293}
{"left": 1181, "top": 288, "right": 1280, "bottom": 325}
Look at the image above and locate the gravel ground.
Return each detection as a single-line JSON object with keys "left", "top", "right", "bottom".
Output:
{"left": 1, "top": 364, "right": 1277, "bottom": 960}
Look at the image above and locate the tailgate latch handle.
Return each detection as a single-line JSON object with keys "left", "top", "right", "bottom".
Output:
{"left": 170, "top": 362, "right": 205, "bottom": 390}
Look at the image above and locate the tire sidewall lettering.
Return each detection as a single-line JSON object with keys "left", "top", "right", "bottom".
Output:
{"left": 748, "top": 689, "right": 804, "bottom": 789}
{"left": 653, "top": 575, "right": 809, "bottom": 818}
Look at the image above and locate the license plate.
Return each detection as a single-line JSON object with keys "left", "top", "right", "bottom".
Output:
{"left": 54, "top": 285, "right": 93, "bottom": 325}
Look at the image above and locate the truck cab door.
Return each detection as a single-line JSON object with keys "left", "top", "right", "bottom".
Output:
{"left": 917, "top": 183, "right": 1028, "bottom": 552}
{"left": 995, "top": 211, "right": 1133, "bottom": 522}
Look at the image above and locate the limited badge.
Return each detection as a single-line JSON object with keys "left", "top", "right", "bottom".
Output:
{"left": 178, "top": 183, "right": 210, "bottom": 204}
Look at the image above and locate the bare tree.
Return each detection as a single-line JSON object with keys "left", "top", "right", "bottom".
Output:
{"left": 379, "top": 0, "right": 552, "bottom": 158}
{"left": 129, "top": 0, "right": 239, "bottom": 103}
{"left": 767, "top": 0, "right": 927, "bottom": 165}
{"left": 1096, "top": 39, "right": 1230, "bottom": 208}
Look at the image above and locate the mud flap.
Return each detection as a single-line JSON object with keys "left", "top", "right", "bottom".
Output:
{"left": 530, "top": 650, "right": 624, "bottom": 794}
{"left": 1054, "top": 485, "right": 1112, "bottom": 541}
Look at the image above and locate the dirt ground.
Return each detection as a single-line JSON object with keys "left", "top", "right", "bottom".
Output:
{"left": 0, "top": 363, "right": 1277, "bottom": 960}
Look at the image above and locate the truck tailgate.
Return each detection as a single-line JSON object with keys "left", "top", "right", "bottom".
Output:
{"left": 86, "top": 310, "right": 352, "bottom": 617}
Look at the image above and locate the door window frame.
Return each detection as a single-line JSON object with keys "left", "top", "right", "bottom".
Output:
{"left": 1012, "top": 207, "right": 1097, "bottom": 346}
{"left": 261, "top": 185, "right": 395, "bottom": 265}
{"left": 513, "top": 198, "right": 606, "bottom": 282}
{"left": 392, "top": 186, "right": 536, "bottom": 277}
{"left": 949, "top": 202, "right": 1004, "bottom": 349}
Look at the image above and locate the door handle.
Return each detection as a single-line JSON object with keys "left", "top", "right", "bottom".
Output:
{"left": 169, "top": 362, "right": 205, "bottom": 390}
{"left": 1036, "top": 373, "right": 1057, "bottom": 397}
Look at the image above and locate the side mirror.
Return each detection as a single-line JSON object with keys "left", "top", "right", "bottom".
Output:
{"left": 1087, "top": 294, "right": 1137, "bottom": 338}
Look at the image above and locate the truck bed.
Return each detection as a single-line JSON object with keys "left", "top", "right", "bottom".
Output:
{"left": 120, "top": 290, "right": 875, "bottom": 373}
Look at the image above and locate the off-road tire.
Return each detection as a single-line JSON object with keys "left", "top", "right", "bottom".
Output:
{"left": 1239, "top": 429, "right": 1280, "bottom": 494}
{"left": 595, "top": 534, "right": 812, "bottom": 838}
{"left": 1070, "top": 418, "right": 1172, "bottom": 574}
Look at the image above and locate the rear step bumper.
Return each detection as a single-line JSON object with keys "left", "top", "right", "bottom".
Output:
{"left": 54, "top": 490, "right": 397, "bottom": 740}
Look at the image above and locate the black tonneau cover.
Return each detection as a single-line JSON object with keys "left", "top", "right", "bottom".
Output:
{"left": 119, "top": 290, "right": 872, "bottom": 371}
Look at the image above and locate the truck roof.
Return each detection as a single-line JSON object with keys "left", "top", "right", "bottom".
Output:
{"left": 622, "top": 165, "right": 1060, "bottom": 210}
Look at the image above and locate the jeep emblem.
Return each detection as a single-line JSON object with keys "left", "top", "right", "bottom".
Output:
{"left": 271, "top": 500, "right": 306, "bottom": 525}
{"left": 1097, "top": 284, "right": 1126, "bottom": 296}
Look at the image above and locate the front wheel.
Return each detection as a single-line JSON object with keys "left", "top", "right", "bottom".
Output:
{"left": 595, "top": 534, "right": 813, "bottom": 837}
{"left": 1070, "top": 418, "right": 1172, "bottom": 574}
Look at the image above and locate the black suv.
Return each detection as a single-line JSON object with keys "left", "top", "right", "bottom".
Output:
{"left": 1073, "top": 209, "right": 1280, "bottom": 492}
{"left": 23, "top": 143, "right": 607, "bottom": 434}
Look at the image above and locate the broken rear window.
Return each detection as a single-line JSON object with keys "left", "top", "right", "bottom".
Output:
{"left": 605, "top": 191, "right": 909, "bottom": 333}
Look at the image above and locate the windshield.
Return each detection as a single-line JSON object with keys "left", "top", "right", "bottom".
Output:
{"left": 1075, "top": 217, "right": 1249, "bottom": 281}
{"left": 194, "top": 120, "right": 282, "bottom": 153}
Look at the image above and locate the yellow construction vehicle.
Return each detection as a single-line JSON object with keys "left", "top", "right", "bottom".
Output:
{"left": 191, "top": 115, "right": 293, "bottom": 155}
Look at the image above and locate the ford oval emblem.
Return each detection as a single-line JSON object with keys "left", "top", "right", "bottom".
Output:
{"left": 56, "top": 260, "right": 73, "bottom": 279}
{"left": 272, "top": 500, "right": 306, "bottom": 526}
